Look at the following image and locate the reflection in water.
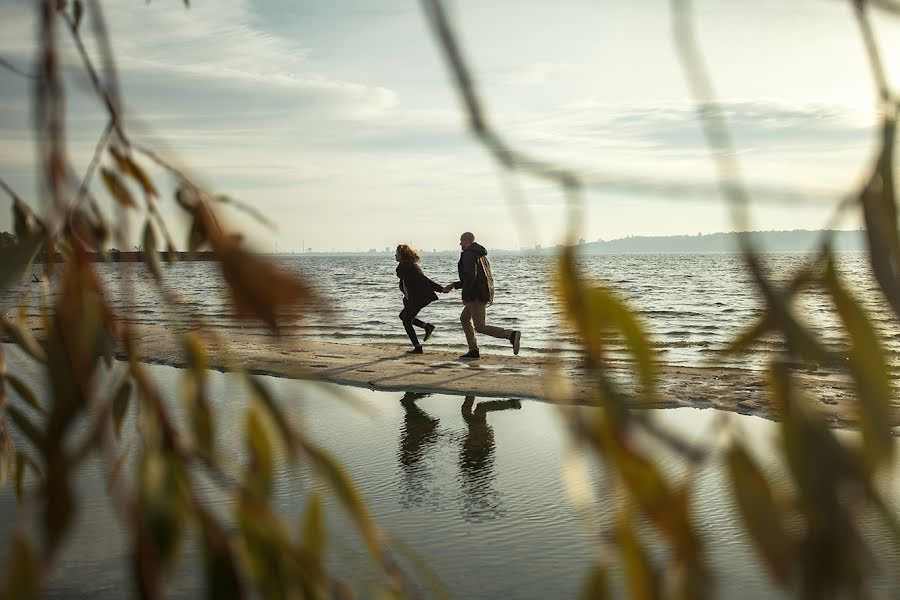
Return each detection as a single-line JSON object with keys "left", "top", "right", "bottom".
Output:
{"left": 459, "top": 396, "right": 522, "bottom": 521}
{"left": 398, "top": 392, "right": 440, "bottom": 507}
{"left": 397, "top": 392, "right": 522, "bottom": 520}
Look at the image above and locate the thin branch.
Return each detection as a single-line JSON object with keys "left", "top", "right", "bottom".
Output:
{"left": 853, "top": 0, "right": 896, "bottom": 111}
{"left": 0, "top": 177, "right": 24, "bottom": 204}
{"left": 0, "top": 56, "right": 36, "bottom": 79}
{"left": 60, "top": 9, "right": 128, "bottom": 146}
{"left": 73, "top": 119, "right": 114, "bottom": 210}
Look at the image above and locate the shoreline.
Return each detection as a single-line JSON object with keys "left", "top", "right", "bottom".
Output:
{"left": 3, "top": 321, "right": 887, "bottom": 429}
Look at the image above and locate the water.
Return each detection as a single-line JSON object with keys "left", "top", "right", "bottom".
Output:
{"left": 1, "top": 348, "right": 899, "bottom": 598}
{"left": 3, "top": 252, "right": 896, "bottom": 371}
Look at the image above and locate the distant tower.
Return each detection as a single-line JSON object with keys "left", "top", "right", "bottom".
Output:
{"left": 578, "top": 238, "right": 585, "bottom": 245}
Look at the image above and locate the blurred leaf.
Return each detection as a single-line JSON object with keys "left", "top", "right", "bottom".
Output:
{"left": 111, "top": 377, "right": 132, "bottom": 439}
{"left": 143, "top": 220, "right": 162, "bottom": 282}
{"left": 859, "top": 117, "right": 900, "bottom": 320}
{"left": 6, "top": 374, "right": 45, "bottom": 414}
{"left": 715, "top": 314, "right": 772, "bottom": 361}
{"left": 0, "top": 231, "right": 44, "bottom": 294}
{"left": 6, "top": 405, "right": 43, "bottom": 448}
{"left": 73, "top": 0, "right": 83, "bottom": 31}
{"left": 617, "top": 506, "right": 659, "bottom": 600}
{"left": 557, "top": 248, "right": 657, "bottom": 400}
{"left": 823, "top": 258, "right": 894, "bottom": 467}
{"left": 580, "top": 564, "right": 608, "bottom": 600}
{"left": 245, "top": 374, "right": 295, "bottom": 452}
{"left": 14, "top": 451, "right": 27, "bottom": 505}
{"left": 109, "top": 442, "right": 132, "bottom": 487}
{"left": 244, "top": 406, "right": 274, "bottom": 499}
{"left": 2, "top": 531, "right": 40, "bottom": 600}
{"left": 301, "top": 490, "right": 326, "bottom": 561}
{"left": 0, "top": 420, "right": 8, "bottom": 488}
{"left": 726, "top": 442, "right": 793, "bottom": 586}
{"left": 137, "top": 450, "right": 187, "bottom": 565}
{"left": 201, "top": 515, "right": 242, "bottom": 600}
{"left": 182, "top": 334, "right": 213, "bottom": 456}
{"left": 302, "top": 441, "right": 382, "bottom": 563}
{"left": 12, "top": 197, "right": 40, "bottom": 240}
{"left": 109, "top": 147, "right": 158, "bottom": 197}
{"left": 100, "top": 167, "right": 137, "bottom": 208}
{"left": 0, "top": 317, "right": 46, "bottom": 363}
{"left": 218, "top": 243, "right": 319, "bottom": 334}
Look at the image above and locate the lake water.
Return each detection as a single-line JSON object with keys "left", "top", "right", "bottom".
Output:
{"left": 1, "top": 347, "right": 899, "bottom": 598}
{"left": 2, "top": 252, "right": 898, "bottom": 372}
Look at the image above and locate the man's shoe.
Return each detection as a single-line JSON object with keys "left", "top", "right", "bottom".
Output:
{"left": 423, "top": 324, "right": 435, "bottom": 342}
{"left": 407, "top": 346, "right": 423, "bottom": 354}
{"left": 510, "top": 330, "right": 521, "bottom": 356}
{"left": 459, "top": 350, "right": 480, "bottom": 360}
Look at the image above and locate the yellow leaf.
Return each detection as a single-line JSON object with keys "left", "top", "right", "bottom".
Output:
{"left": 726, "top": 442, "right": 793, "bottom": 586}
{"left": 823, "top": 258, "right": 894, "bottom": 467}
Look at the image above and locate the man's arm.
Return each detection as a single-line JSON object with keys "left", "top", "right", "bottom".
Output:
{"left": 457, "top": 252, "right": 476, "bottom": 295}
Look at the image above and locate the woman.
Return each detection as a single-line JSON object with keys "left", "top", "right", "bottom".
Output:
{"left": 395, "top": 244, "right": 444, "bottom": 354}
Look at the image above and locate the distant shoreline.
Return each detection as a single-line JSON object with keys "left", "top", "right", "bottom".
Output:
{"left": 35, "top": 251, "right": 218, "bottom": 263}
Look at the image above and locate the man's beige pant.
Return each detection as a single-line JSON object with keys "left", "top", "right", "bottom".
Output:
{"left": 461, "top": 301, "right": 513, "bottom": 351}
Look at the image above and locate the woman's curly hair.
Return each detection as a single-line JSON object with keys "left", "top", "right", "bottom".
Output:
{"left": 396, "top": 244, "right": 421, "bottom": 263}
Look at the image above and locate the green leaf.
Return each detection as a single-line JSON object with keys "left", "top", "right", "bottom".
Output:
{"left": 100, "top": 167, "right": 137, "bottom": 208}
{"left": 143, "top": 221, "right": 162, "bottom": 282}
{"left": 823, "top": 258, "right": 894, "bottom": 467}
{"left": 6, "top": 375, "right": 44, "bottom": 415}
{"left": 726, "top": 442, "right": 793, "bottom": 586}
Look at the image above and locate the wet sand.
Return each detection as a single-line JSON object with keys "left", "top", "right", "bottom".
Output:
{"left": 107, "top": 323, "right": 898, "bottom": 430}
{"left": 4, "top": 320, "right": 895, "bottom": 429}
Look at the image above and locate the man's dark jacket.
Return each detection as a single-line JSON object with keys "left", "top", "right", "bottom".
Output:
{"left": 396, "top": 261, "right": 443, "bottom": 310}
{"left": 453, "top": 242, "right": 491, "bottom": 302}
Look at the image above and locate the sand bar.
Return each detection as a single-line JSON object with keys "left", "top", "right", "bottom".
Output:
{"left": 4, "top": 321, "right": 897, "bottom": 429}
{"left": 118, "top": 324, "right": 898, "bottom": 430}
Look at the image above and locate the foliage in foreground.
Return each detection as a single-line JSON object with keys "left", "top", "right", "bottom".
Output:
{"left": 0, "top": 1, "right": 900, "bottom": 598}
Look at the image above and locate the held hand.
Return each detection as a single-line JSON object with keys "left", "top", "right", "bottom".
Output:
{"left": 442, "top": 284, "right": 454, "bottom": 294}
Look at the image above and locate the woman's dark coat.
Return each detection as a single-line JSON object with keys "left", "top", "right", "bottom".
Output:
{"left": 396, "top": 260, "right": 443, "bottom": 311}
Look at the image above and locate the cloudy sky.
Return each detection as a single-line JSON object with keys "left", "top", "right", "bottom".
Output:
{"left": 1, "top": 0, "right": 898, "bottom": 252}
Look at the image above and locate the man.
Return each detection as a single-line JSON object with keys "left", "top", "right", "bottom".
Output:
{"left": 443, "top": 232, "right": 522, "bottom": 359}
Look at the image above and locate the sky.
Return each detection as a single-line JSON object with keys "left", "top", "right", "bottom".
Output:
{"left": 1, "top": 0, "right": 899, "bottom": 252}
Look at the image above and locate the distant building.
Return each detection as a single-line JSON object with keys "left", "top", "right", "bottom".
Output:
{"left": 578, "top": 238, "right": 585, "bottom": 245}
{"left": 368, "top": 248, "right": 377, "bottom": 253}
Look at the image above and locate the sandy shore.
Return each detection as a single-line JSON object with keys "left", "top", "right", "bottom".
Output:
{"left": 4, "top": 320, "right": 895, "bottom": 429}
{"left": 103, "top": 323, "right": 895, "bottom": 430}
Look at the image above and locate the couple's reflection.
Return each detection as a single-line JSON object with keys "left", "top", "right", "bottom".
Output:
{"left": 398, "top": 391, "right": 521, "bottom": 520}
